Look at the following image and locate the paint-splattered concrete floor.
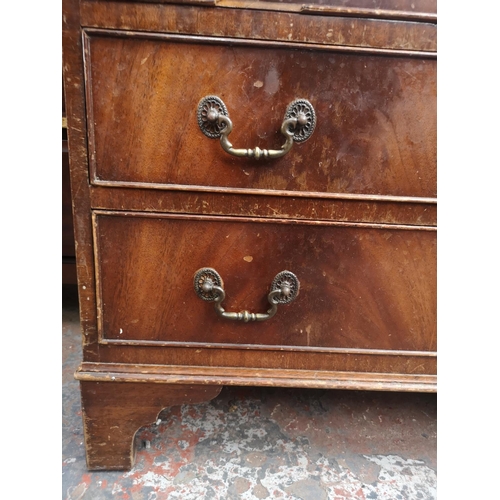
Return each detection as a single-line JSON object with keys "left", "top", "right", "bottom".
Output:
{"left": 62, "top": 285, "right": 437, "bottom": 499}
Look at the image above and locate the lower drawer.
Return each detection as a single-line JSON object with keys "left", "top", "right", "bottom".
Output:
{"left": 93, "top": 211, "right": 436, "bottom": 354}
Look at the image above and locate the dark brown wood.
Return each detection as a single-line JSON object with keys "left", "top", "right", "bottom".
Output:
{"left": 76, "top": 363, "right": 436, "bottom": 392}
{"left": 63, "top": 0, "right": 99, "bottom": 353}
{"left": 98, "top": 0, "right": 438, "bottom": 22}
{"left": 93, "top": 343, "right": 436, "bottom": 375}
{"left": 81, "top": 2, "right": 437, "bottom": 53}
{"left": 63, "top": 0, "right": 437, "bottom": 471}
{"left": 80, "top": 381, "right": 222, "bottom": 470}
{"left": 85, "top": 31, "right": 436, "bottom": 198}
{"left": 63, "top": 258, "right": 78, "bottom": 284}
{"left": 299, "top": 5, "right": 436, "bottom": 23}
{"left": 216, "top": 0, "right": 437, "bottom": 22}
{"left": 89, "top": 185, "right": 437, "bottom": 226}
{"left": 63, "top": 69, "right": 77, "bottom": 285}
{"left": 236, "top": 0, "right": 437, "bottom": 14}
{"left": 93, "top": 211, "right": 436, "bottom": 352}
{"left": 62, "top": 140, "right": 75, "bottom": 258}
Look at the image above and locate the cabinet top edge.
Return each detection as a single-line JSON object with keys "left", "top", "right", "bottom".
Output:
{"left": 89, "top": 0, "right": 437, "bottom": 23}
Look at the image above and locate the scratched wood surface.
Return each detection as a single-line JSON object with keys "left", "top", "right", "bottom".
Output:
{"left": 64, "top": 0, "right": 438, "bottom": 368}
{"left": 97, "top": 0, "right": 436, "bottom": 10}
{"left": 64, "top": 0, "right": 437, "bottom": 471}
{"left": 94, "top": 212, "right": 436, "bottom": 352}
{"left": 80, "top": 381, "right": 222, "bottom": 469}
{"left": 89, "top": 185, "right": 437, "bottom": 226}
{"left": 81, "top": 2, "right": 437, "bottom": 52}
{"left": 86, "top": 32, "right": 436, "bottom": 199}
{"left": 63, "top": 0, "right": 101, "bottom": 359}
{"left": 235, "top": 0, "right": 437, "bottom": 14}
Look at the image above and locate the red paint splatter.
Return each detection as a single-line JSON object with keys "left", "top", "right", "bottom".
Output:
{"left": 81, "top": 473, "right": 92, "bottom": 485}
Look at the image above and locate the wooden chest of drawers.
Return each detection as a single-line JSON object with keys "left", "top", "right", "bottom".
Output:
{"left": 63, "top": 0, "right": 437, "bottom": 470}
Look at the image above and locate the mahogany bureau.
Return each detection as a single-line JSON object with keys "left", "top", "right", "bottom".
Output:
{"left": 62, "top": 0, "right": 437, "bottom": 470}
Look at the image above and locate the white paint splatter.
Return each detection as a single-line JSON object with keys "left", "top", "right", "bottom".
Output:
{"left": 132, "top": 471, "right": 171, "bottom": 491}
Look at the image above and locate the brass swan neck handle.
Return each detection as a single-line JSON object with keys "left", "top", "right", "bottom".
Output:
{"left": 193, "top": 268, "right": 300, "bottom": 322}
{"left": 197, "top": 96, "right": 316, "bottom": 160}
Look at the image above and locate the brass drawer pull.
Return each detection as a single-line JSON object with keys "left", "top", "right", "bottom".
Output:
{"left": 193, "top": 268, "right": 300, "bottom": 322}
{"left": 197, "top": 96, "right": 316, "bottom": 160}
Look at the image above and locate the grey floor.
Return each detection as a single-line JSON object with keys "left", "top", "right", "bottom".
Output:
{"left": 62, "top": 285, "right": 437, "bottom": 499}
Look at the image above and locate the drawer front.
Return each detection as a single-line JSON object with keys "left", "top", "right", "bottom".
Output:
{"left": 85, "top": 32, "right": 436, "bottom": 199}
{"left": 94, "top": 211, "right": 436, "bottom": 352}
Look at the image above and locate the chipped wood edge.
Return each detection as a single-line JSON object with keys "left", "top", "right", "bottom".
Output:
{"left": 76, "top": 363, "right": 437, "bottom": 392}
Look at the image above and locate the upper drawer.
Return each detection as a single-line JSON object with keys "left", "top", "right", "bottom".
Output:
{"left": 85, "top": 31, "right": 436, "bottom": 199}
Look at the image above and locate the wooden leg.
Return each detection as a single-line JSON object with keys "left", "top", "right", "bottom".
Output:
{"left": 79, "top": 381, "right": 222, "bottom": 470}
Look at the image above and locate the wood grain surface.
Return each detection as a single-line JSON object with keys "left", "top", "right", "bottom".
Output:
{"left": 63, "top": 0, "right": 100, "bottom": 356}
{"left": 64, "top": 0, "right": 438, "bottom": 472}
{"left": 81, "top": 2, "right": 437, "bottom": 53}
{"left": 85, "top": 32, "right": 436, "bottom": 198}
{"left": 80, "top": 381, "right": 222, "bottom": 469}
{"left": 94, "top": 212, "right": 436, "bottom": 352}
{"left": 89, "top": 185, "right": 436, "bottom": 226}
{"left": 77, "top": 363, "right": 436, "bottom": 392}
